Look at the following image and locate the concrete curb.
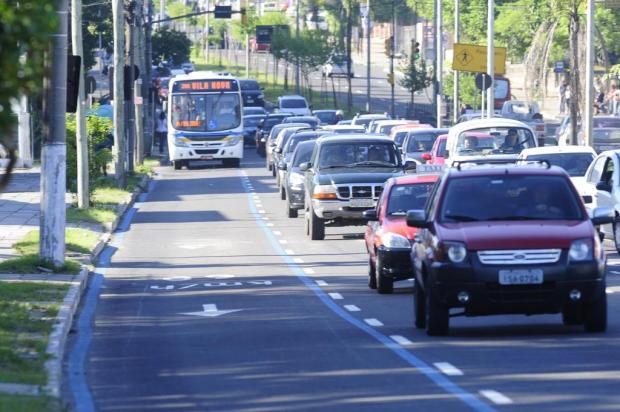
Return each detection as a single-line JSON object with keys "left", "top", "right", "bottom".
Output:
{"left": 44, "top": 266, "right": 89, "bottom": 398}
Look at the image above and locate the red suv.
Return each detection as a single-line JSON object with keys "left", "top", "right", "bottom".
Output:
{"left": 407, "top": 161, "right": 613, "bottom": 336}
{"left": 363, "top": 174, "right": 439, "bottom": 293}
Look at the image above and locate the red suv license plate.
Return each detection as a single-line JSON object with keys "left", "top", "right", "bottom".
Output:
{"left": 498, "top": 269, "right": 544, "bottom": 285}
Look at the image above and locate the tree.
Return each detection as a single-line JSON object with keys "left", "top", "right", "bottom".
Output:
{"left": 443, "top": 72, "right": 481, "bottom": 109}
{"left": 284, "top": 29, "right": 333, "bottom": 99}
{"left": 152, "top": 27, "right": 191, "bottom": 65}
{"left": 0, "top": 1, "right": 59, "bottom": 188}
{"left": 399, "top": 53, "right": 433, "bottom": 109}
{"left": 81, "top": 0, "right": 113, "bottom": 70}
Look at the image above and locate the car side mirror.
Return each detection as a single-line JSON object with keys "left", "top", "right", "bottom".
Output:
{"left": 406, "top": 209, "right": 430, "bottom": 228}
{"left": 596, "top": 181, "right": 612, "bottom": 193}
{"left": 278, "top": 161, "right": 287, "bottom": 171}
{"left": 299, "top": 162, "right": 311, "bottom": 171}
{"left": 421, "top": 153, "right": 432, "bottom": 161}
{"left": 591, "top": 206, "right": 614, "bottom": 226}
{"left": 582, "top": 195, "right": 593, "bottom": 205}
{"left": 444, "top": 150, "right": 449, "bottom": 158}
{"left": 363, "top": 209, "right": 378, "bottom": 221}
{"left": 404, "top": 161, "right": 417, "bottom": 172}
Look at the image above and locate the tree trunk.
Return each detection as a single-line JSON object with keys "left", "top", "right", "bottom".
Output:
{"left": 569, "top": 6, "right": 580, "bottom": 145}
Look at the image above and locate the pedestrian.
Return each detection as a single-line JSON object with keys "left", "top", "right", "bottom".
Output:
{"left": 559, "top": 81, "right": 567, "bottom": 114}
{"left": 608, "top": 84, "right": 618, "bottom": 115}
{"left": 565, "top": 85, "right": 571, "bottom": 113}
{"left": 155, "top": 111, "right": 167, "bottom": 154}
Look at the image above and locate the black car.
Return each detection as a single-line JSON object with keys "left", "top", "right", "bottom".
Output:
{"left": 301, "top": 135, "right": 408, "bottom": 240}
{"left": 255, "top": 113, "right": 290, "bottom": 156}
{"left": 313, "top": 110, "right": 344, "bottom": 125}
{"left": 283, "top": 115, "right": 320, "bottom": 128}
{"left": 240, "top": 79, "right": 265, "bottom": 107}
{"left": 242, "top": 114, "right": 266, "bottom": 146}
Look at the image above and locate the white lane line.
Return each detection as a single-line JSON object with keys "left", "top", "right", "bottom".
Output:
{"left": 390, "top": 335, "right": 413, "bottom": 346}
{"left": 279, "top": 239, "right": 288, "bottom": 245}
{"left": 479, "top": 390, "right": 513, "bottom": 405}
{"left": 284, "top": 249, "right": 295, "bottom": 255}
{"left": 434, "top": 362, "right": 464, "bottom": 376}
{"left": 328, "top": 292, "right": 343, "bottom": 300}
{"left": 293, "top": 257, "right": 303, "bottom": 263}
{"left": 606, "top": 286, "right": 620, "bottom": 294}
{"left": 364, "top": 318, "right": 384, "bottom": 327}
{"left": 610, "top": 270, "right": 620, "bottom": 275}
{"left": 303, "top": 268, "right": 315, "bottom": 274}
{"left": 262, "top": 217, "right": 269, "bottom": 221}
{"left": 344, "top": 304, "right": 360, "bottom": 312}
{"left": 316, "top": 280, "right": 328, "bottom": 286}
{"left": 273, "top": 230, "right": 282, "bottom": 236}
{"left": 266, "top": 223, "right": 274, "bottom": 227}
{"left": 258, "top": 210, "right": 266, "bottom": 214}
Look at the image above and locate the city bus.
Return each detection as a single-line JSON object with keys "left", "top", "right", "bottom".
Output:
{"left": 167, "top": 72, "right": 243, "bottom": 169}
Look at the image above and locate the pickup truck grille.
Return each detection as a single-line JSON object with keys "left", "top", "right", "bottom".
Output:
{"left": 477, "top": 249, "right": 562, "bottom": 265}
{"left": 336, "top": 184, "right": 383, "bottom": 200}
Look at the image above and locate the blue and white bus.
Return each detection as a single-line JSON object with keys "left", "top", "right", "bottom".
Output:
{"left": 167, "top": 72, "right": 243, "bottom": 169}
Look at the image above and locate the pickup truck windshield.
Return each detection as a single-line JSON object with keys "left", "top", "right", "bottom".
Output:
{"left": 318, "top": 142, "right": 399, "bottom": 169}
{"left": 440, "top": 175, "right": 583, "bottom": 222}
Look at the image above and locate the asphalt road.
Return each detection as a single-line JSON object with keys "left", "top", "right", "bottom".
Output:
{"left": 66, "top": 151, "right": 620, "bottom": 412}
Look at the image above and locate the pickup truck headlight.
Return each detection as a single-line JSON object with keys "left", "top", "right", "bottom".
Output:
{"left": 569, "top": 238, "right": 593, "bottom": 261}
{"left": 382, "top": 233, "right": 411, "bottom": 249}
{"left": 223, "top": 135, "right": 241, "bottom": 146}
{"left": 174, "top": 137, "right": 191, "bottom": 148}
{"left": 289, "top": 172, "right": 305, "bottom": 190}
{"left": 312, "top": 184, "right": 338, "bottom": 200}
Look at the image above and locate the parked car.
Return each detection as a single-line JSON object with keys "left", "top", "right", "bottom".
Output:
{"left": 255, "top": 113, "right": 290, "bottom": 156}
{"left": 243, "top": 106, "right": 268, "bottom": 116}
{"left": 363, "top": 174, "right": 439, "bottom": 293}
{"left": 401, "top": 128, "right": 448, "bottom": 164}
{"left": 282, "top": 140, "right": 316, "bottom": 218}
{"left": 240, "top": 79, "right": 265, "bottom": 107}
{"left": 278, "top": 95, "right": 311, "bottom": 116}
{"left": 407, "top": 162, "right": 612, "bottom": 335}
{"left": 301, "top": 135, "right": 409, "bottom": 240}
{"left": 265, "top": 122, "right": 310, "bottom": 170}
{"left": 242, "top": 114, "right": 266, "bottom": 146}
{"left": 313, "top": 109, "right": 344, "bottom": 125}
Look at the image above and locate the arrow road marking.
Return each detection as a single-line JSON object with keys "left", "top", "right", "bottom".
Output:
{"left": 180, "top": 304, "right": 243, "bottom": 318}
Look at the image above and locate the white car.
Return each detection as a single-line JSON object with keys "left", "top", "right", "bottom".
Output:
{"left": 445, "top": 118, "right": 538, "bottom": 166}
{"left": 583, "top": 149, "right": 620, "bottom": 251}
{"left": 367, "top": 119, "right": 418, "bottom": 135}
{"left": 277, "top": 95, "right": 311, "bottom": 116}
{"left": 351, "top": 113, "right": 391, "bottom": 130}
{"left": 319, "top": 124, "right": 366, "bottom": 134}
{"left": 322, "top": 55, "right": 353, "bottom": 78}
{"left": 518, "top": 145, "right": 596, "bottom": 201}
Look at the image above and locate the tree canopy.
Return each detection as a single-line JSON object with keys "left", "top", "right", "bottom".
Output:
{"left": 152, "top": 27, "right": 192, "bottom": 66}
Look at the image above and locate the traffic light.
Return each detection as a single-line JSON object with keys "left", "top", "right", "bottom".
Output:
{"left": 387, "top": 73, "right": 394, "bottom": 85}
{"left": 414, "top": 42, "right": 420, "bottom": 60}
{"left": 241, "top": 8, "right": 247, "bottom": 25}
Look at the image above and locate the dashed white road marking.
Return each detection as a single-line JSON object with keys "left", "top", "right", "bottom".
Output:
{"left": 262, "top": 217, "right": 269, "bottom": 221}
{"left": 258, "top": 210, "right": 266, "bottom": 214}
{"left": 266, "top": 223, "right": 274, "bottom": 227}
{"left": 364, "top": 318, "right": 384, "bottom": 327}
{"left": 390, "top": 335, "right": 413, "bottom": 345}
{"left": 303, "top": 268, "right": 315, "bottom": 274}
{"left": 344, "top": 305, "right": 360, "bottom": 312}
{"left": 434, "top": 362, "right": 464, "bottom": 376}
{"left": 293, "top": 257, "right": 303, "bottom": 263}
{"left": 328, "top": 292, "right": 343, "bottom": 300}
{"left": 479, "top": 390, "right": 513, "bottom": 405}
{"left": 316, "top": 280, "right": 328, "bottom": 286}
{"left": 610, "top": 270, "right": 620, "bottom": 275}
{"left": 606, "top": 286, "right": 620, "bottom": 294}
{"left": 273, "top": 231, "right": 282, "bottom": 236}
{"left": 284, "top": 249, "right": 295, "bottom": 255}
{"left": 279, "top": 239, "right": 288, "bottom": 245}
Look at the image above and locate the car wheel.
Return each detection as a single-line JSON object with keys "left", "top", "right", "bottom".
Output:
{"left": 583, "top": 289, "right": 607, "bottom": 333}
{"left": 272, "top": 165, "right": 277, "bottom": 177}
{"left": 304, "top": 208, "right": 310, "bottom": 236}
{"left": 376, "top": 254, "right": 393, "bottom": 294}
{"left": 280, "top": 186, "right": 286, "bottom": 200}
{"left": 414, "top": 281, "right": 426, "bottom": 329}
{"left": 613, "top": 221, "right": 620, "bottom": 253}
{"left": 368, "top": 257, "right": 377, "bottom": 289}
{"left": 286, "top": 200, "right": 298, "bottom": 218}
{"left": 425, "top": 287, "right": 449, "bottom": 336}
{"left": 562, "top": 305, "right": 584, "bottom": 326}
{"left": 173, "top": 160, "right": 182, "bottom": 170}
{"left": 308, "top": 207, "right": 325, "bottom": 240}
{"left": 267, "top": 157, "right": 272, "bottom": 171}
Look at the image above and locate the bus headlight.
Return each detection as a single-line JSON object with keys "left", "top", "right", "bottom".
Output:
{"left": 174, "top": 137, "right": 191, "bottom": 148}
{"left": 223, "top": 135, "right": 241, "bottom": 146}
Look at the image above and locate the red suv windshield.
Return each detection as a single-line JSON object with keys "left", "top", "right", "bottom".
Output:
{"left": 439, "top": 175, "right": 584, "bottom": 222}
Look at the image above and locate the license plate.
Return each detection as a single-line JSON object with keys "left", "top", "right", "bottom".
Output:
{"left": 201, "top": 155, "right": 213, "bottom": 160}
{"left": 350, "top": 198, "right": 375, "bottom": 208}
{"left": 498, "top": 269, "right": 543, "bottom": 285}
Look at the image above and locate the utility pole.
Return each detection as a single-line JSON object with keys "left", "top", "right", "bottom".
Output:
{"left": 134, "top": 0, "right": 145, "bottom": 165}
{"left": 436, "top": 0, "right": 443, "bottom": 127}
{"left": 295, "top": 0, "right": 301, "bottom": 94}
{"left": 365, "top": 0, "right": 371, "bottom": 112}
{"left": 71, "top": 0, "right": 90, "bottom": 208}
{"left": 204, "top": 0, "right": 210, "bottom": 63}
{"left": 453, "top": 0, "right": 460, "bottom": 123}
{"left": 486, "top": 0, "right": 494, "bottom": 118}
{"left": 126, "top": 2, "right": 136, "bottom": 173}
{"left": 40, "top": 0, "right": 68, "bottom": 267}
{"left": 145, "top": 0, "right": 154, "bottom": 157}
{"left": 585, "top": 0, "right": 595, "bottom": 147}
{"left": 113, "top": 0, "right": 127, "bottom": 187}
{"left": 390, "top": 0, "right": 395, "bottom": 117}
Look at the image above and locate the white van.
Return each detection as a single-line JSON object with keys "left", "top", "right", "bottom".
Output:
{"left": 278, "top": 95, "right": 311, "bottom": 116}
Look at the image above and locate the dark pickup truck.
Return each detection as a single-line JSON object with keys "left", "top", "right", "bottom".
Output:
{"left": 300, "top": 135, "right": 408, "bottom": 240}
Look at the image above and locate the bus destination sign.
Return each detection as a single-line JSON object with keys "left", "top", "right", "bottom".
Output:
{"left": 172, "top": 79, "right": 239, "bottom": 93}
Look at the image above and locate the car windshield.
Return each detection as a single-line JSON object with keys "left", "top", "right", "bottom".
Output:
{"left": 276, "top": 128, "right": 305, "bottom": 149}
{"left": 593, "top": 129, "right": 620, "bottom": 140}
{"left": 406, "top": 132, "right": 440, "bottom": 153}
{"left": 440, "top": 175, "right": 583, "bottom": 222}
{"left": 285, "top": 117, "right": 318, "bottom": 127}
{"left": 285, "top": 134, "right": 317, "bottom": 154}
{"left": 387, "top": 183, "right": 435, "bottom": 215}
{"left": 318, "top": 142, "right": 398, "bottom": 168}
{"left": 265, "top": 116, "right": 286, "bottom": 128}
{"left": 456, "top": 127, "right": 536, "bottom": 155}
{"left": 393, "top": 131, "right": 409, "bottom": 147}
{"left": 594, "top": 118, "right": 620, "bottom": 128}
{"left": 171, "top": 93, "right": 241, "bottom": 132}
{"left": 379, "top": 124, "right": 400, "bottom": 135}
{"left": 281, "top": 99, "right": 307, "bottom": 109}
{"left": 241, "top": 80, "right": 260, "bottom": 90}
{"left": 243, "top": 116, "right": 264, "bottom": 127}
{"left": 523, "top": 153, "right": 594, "bottom": 177}
{"left": 315, "top": 111, "right": 336, "bottom": 123}
{"left": 292, "top": 143, "right": 315, "bottom": 167}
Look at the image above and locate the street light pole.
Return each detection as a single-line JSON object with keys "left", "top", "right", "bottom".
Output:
{"left": 453, "top": 0, "right": 460, "bottom": 123}
{"left": 390, "top": 0, "right": 395, "bottom": 117}
{"left": 295, "top": 0, "right": 301, "bottom": 94}
{"left": 585, "top": 0, "right": 595, "bottom": 147}
{"left": 486, "top": 0, "right": 494, "bottom": 118}
{"left": 436, "top": 0, "right": 443, "bottom": 127}
{"left": 366, "top": 0, "right": 371, "bottom": 112}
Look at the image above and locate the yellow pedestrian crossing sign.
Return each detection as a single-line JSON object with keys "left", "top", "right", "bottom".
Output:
{"left": 452, "top": 43, "right": 507, "bottom": 75}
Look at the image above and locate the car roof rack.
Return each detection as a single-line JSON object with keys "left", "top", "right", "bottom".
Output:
{"left": 453, "top": 159, "right": 551, "bottom": 171}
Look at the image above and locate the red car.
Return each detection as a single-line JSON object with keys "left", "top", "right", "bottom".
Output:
{"left": 407, "top": 162, "right": 613, "bottom": 336}
{"left": 424, "top": 134, "right": 447, "bottom": 165}
{"left": 363, "top": 174, "right": 439, "bottom": 293}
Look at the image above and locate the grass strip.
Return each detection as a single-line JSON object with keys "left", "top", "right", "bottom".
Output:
{"left": 0, "top": 393, "right": 61, "bottom": 412}
{"left": 0, "top": 256, "right": 81, "bottom": 275}
{"left": 14, "top": 229, "right": 99, "bottom": 256}
{"left": 66, "top": 206, "right": 117, "bottom": 226}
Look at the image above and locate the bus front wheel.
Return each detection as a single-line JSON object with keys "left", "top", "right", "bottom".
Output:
{"left": 173, "top": 160, "right": 182, "bottom": 170}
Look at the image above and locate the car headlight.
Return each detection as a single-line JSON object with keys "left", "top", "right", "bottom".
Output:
{"left": 174, "top": 137, "right": 191, "bottom": 148}
{"left": 312, "top": 184, "right": 338, "bottom": 200}
{"left": 569, "top": 238, "right": 593, "bottom": 261}
{"left": 445, "top": 242, "right": 467, "bottom": 263}
{"left": 381, "top": 232, "right": 411, "bottom": 249}
{"left": 289, "top": 172, "right": 305, "bottom": 190}
{"left": 223, "top": 135, "right": 241, "bottom": 146}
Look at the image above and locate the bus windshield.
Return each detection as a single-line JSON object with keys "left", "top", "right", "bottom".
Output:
{"left": 171, "top": 93, "right": 241, "bottom": 132}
